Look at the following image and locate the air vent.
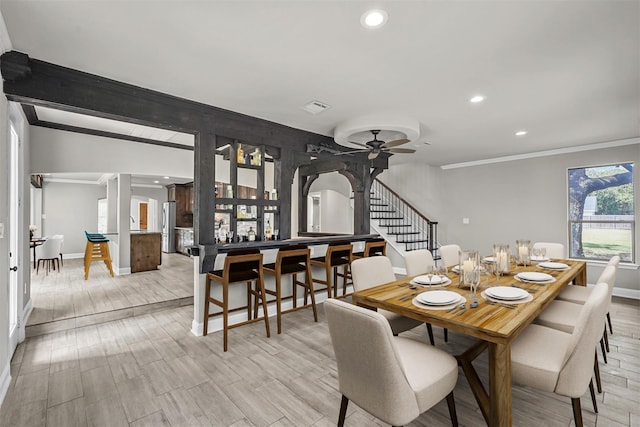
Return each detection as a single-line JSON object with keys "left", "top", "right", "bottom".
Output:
{"left": 302, "top": 100, "right": 330, "bottom": 115}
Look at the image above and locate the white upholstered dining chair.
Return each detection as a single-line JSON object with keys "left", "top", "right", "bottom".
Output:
{"left": 350, "top": 256, "right": 423, "bottom": 335}
{"left": 36, "top": 236, "right": 63, "bottom": 275}
{"left": 438, "top": 244, "right": 461, "bottom": 268}
{"left": 402, "top": 249, "right": 448, "bottom": 345}
{"left": 532, "top": 241, "right": 565, "bottom": 259}
{"left": 324, "top": 298, "right": 459, "bottom": 427}
{"left": 511, "top": 282, "right": 609, "bottom": 427}
{"left": 403, "top": 249, "right": 435, "bottom": 277}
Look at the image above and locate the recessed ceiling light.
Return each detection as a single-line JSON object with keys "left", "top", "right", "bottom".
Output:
{"left": 469, "top": 95, "right": 485, "bottom": 103}
{"left": 361, "top": 9, "right": 388, "bottom": 29}
{"left": 163, "top": 176, "right": 169, "bottom": 179}
{"left": 153, "top": 180, "right": 159, "bottom": 184}
{"left": 515, "top": 130, "right": 528, "bottom": 136}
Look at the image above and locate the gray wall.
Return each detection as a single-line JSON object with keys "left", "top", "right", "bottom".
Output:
{"left": 41, "top": 182, "right": 106, "bottom": 255}
{"left": 381, "top": 143, "right": 640, "bottom": 292}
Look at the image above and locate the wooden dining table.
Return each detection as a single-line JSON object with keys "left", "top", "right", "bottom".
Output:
{"left": 351, "top": 259, "right": 587, "bottom": 427}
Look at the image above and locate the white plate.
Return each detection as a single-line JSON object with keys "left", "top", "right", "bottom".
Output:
{"left": 452, "top": 265, "right": 486, "bottom": 274}
{"left": 516, "top": 272, "right": 554, "bottom": 282}
{"left": 485, "top": 286, "right": 529, "bottom": 301}
{"left": 538, "top": 261, "right": 569, "bottom": 270}
{"left": 416, "top": 290, "right": 461, "bottom": 306}
{"left": 530, "top": 255, "right": 550, "bottom": 262}
{"left": 413, "top": 274, "right": 447, "bottom": 285}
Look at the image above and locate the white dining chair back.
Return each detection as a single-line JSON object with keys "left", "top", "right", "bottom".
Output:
{"left": 439, "top": 244, "right": 461, "bottom": 268}
{"left": 403, "top": 249, "right": 435, "bottom": 277}
{"left": 350, "top": 256, "right": 424, "bottom": 335}
{"left": 532, "top": 242, "right": 565, "bottom": 259}
{"left": 38, "top": 236, "right": 62, "bottom": 259}
{"left": 351, "top": 256, "right": 397, "bottom": 291}
{"left": 51, "top": 234, "right": 65, "bottom": 266}
{"left": 555, "top": 282, "right": 609, "bottom": 398}
{"left": 324, "top": 298, "right": 459, "bottom": 427}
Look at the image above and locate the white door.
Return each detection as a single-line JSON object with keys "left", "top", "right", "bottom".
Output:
{"left": 8, "top": 124, "right": 20, "bottom": 355}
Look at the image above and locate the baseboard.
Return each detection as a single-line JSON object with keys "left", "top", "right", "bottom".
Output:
{"left": 21, "top": 298, "right": 33, "bottom": 340}
{"left": 612, "top": 287, "right": 640, "bottom": 300}
{"left": 0, "top": 361, "right": 11, "bottom": 408}
{"left": 64, "top": 253, "right": 85, "bottom": 259}
{"left": 117, "top": 267, "right": 131, "bottom": 275}
{"left": 199, "top": 285, "right": 350, "bottom": 336}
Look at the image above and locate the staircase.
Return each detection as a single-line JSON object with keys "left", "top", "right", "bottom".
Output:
{"left": 369, "top": 179, "right": 439, "bottom": 255}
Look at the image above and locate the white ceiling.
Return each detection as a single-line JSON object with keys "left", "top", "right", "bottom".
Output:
{"left": 1, "top": 1, "right": 638, "bottom": 167}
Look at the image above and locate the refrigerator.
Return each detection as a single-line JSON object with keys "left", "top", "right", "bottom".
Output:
{"left": 161, "top": 201, "right": 176, "bottom": 253}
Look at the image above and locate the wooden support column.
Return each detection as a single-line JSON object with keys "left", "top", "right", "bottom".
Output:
{"left": 194, "top": 132, "right": 217, "bottom": 273}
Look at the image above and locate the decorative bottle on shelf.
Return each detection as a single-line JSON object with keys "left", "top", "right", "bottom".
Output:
{"left": 247, "top": 226, "right": 256, "bottom": 241}
{"left": 237, "top": 144, "right": 245, "bottom": 164}
{"left": 265, "top": 220, "right": 272, "bottom": 240}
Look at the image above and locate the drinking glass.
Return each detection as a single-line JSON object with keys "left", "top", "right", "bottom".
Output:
{"left": 436, "top": 263, "right": 448, "bottom": 283}
{"left": 228, "top": 231, "right": 234, "bottom": 243}
{"left": 274, "top": 229, "right": 279, "bottom": 240}
{"left": 425, "top": 264, "right": 436, "bottom": 289}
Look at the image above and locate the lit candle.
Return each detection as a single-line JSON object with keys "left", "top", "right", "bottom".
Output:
{"left": 519, "top": 246, "right": 528, "bottom": 257}
{"left": 497, "top": 251, "right": 509, "bottom": 271}
{"left": 463, "top": 260, "right": 474, "bottom": 274}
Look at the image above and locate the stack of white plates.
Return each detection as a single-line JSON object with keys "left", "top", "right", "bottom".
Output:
{"left": 530, "top": 255, "right": 550, "bottom": 262}
{"left": 515, "top": 271, "right": 554, "bottom": 283}
{"left": 416, "top": 290, "right": 462, "bottom": 306}
{"left": 485, "top": 286, "right": 529, "bottom": 301}
{"left": 538, "top": 261, "right": 569, "bottom": 270}
{"left": 413, "top": 275, "right": 450, "bottom": 286}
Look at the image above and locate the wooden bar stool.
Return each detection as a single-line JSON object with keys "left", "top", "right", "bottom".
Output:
{"left": 352, "top": 238, "right": 387, "bottom": 259}
{"left": 310, "top": 241, "right": 353, "bottom": 299}
{"left": 263, "top": 244, "right": 318, "bottom": 334}
{"left": 83, "top": 232, "right": 114, "bottom": 280}
{"left": 203, "top": 248, "right": 270, "bottom": 351}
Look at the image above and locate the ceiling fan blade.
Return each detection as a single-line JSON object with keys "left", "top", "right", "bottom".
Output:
{"left": 368, "top": 151, "right": 380, "bottom": 160}
{"left": 333, "top": 149, "right": 368, "bottom": 155}
{"left": 347, "top": 141, "right": 370, "bottom": 149}
{"left": 381, "top": 138, "right": 410, "bottom": 148}
{"left": 384, "top": 147, "right": 416, "bottom": 154}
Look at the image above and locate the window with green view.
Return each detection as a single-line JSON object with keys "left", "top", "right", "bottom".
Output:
{"left": 568, "top": 163, "right": 634, "bottom": 262}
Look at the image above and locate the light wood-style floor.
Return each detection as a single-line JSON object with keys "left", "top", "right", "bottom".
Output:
{"left": 27, "top": 253, "right": 193, "bottom": 332}
{"left": 2, "top": 290, "right": 638, "bottom": 426}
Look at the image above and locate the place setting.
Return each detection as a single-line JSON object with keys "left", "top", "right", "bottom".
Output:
{"left": 537, "top": 261, "right": 570, "bottom": 271}
{"left": 412, "top": 290, "right": 466, "bottom": 311}
{"left": 514, "top": 271, "right": 556, "bottom": 284}
{"left": 410, "top": 265, "right": 452, "bottom": 287}
{"left": 481, "top": 285, "right": 533, "bottom": 305}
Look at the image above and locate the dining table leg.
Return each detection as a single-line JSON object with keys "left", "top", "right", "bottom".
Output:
{"left": 489, "top": 342, "right": 512, "bottom": 427}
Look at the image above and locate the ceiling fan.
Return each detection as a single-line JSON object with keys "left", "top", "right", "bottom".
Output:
{"left": 336, "top": 130, "right": 416, "bottom": 159}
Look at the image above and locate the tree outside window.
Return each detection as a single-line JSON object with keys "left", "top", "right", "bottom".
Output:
{"left": 568, "top": 163, "right": 634, "bottom": 262}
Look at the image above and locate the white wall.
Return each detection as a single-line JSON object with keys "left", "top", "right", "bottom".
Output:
{"left": 41, "top": 181, "right": 106, "bottom": 255}
{"left": 30, "top": 126, "right": 193, "bottom": 178}
{"left": 381, "top": 143, "right": 640, "bottom": 293}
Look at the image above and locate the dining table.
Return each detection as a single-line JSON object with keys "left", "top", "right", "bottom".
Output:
{"left": 29, "top": 237, "right": 47, "bottom": 269}
{"left": 351, "top": 258, "right": 587, "bottom": 427}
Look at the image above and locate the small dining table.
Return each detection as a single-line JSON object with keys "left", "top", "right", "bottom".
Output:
{"left": 29, "top": 238, "right": 47, "bottom": 269}
{"left": 351, "top": 259, "right": 587, "bottom": 427}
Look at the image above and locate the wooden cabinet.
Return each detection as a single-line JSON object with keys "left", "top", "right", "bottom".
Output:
{"left": 130, "top": 233, "right": 162, "bottom": 273}
{"left": 169, "top": 183, "right": 194, "bottom": 228}
{"left": 175, "top": 228, "right": 194, "bottom": 255}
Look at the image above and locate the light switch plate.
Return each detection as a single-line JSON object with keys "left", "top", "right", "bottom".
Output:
{"left": 462, "top": 218, "right": 470, "bottom": 225}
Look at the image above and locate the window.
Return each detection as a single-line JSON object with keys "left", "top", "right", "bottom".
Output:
{"left": 568, "top": 163, "right": 634, "bottom": 262}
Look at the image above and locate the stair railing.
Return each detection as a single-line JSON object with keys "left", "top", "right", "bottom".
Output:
{"left": 371, "top": 179, "right": 438, "bottom": 253}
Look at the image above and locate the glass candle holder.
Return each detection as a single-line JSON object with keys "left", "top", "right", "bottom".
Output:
{"left": 493, "top": 244, "right": 511, "bottom": 277}
{"left": 459, "top": 249, "right": 480, "bottom": 290}
{"left": 516, "top": 240, "right": 531, "bottom": 266}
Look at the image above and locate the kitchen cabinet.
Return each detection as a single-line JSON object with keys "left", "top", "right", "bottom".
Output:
{"left": 168, "top": 183, "right": 194, "bottom": 228}
{"left": 175, "top": 228, "right": 194, "bottom": 255}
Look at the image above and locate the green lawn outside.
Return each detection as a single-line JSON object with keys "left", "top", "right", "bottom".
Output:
{"left": 581, "top": 228, "right": 633, "bottom": 261}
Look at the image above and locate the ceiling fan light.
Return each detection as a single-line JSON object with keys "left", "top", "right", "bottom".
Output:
{"left": 469, "top": 95, "right": 485, "bottom": 103}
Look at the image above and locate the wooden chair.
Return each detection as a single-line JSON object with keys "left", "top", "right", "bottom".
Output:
{"left": 352, "top": 238, "right": 386, "bottom": 259}
{"left": 204, "top": 248, "right": 270, "bottom": 351}
{"left": 263, "top": 244, "right": 318, "bottom": 334}
{"left": 83, "top": 232, "right": 114, "bottom": 280}
{"left": 310, "top": 241, "right": 353, "bottom": 299}
{"left": 325, "top": 298, "right": 459, "bottom": 427}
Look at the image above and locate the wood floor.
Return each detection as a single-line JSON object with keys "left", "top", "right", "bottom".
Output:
{"left": 2, "top": 290, "right": 638, "bottom": 426}
{"left": 27, "top": 254, "right": 193, "bottom": 335}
